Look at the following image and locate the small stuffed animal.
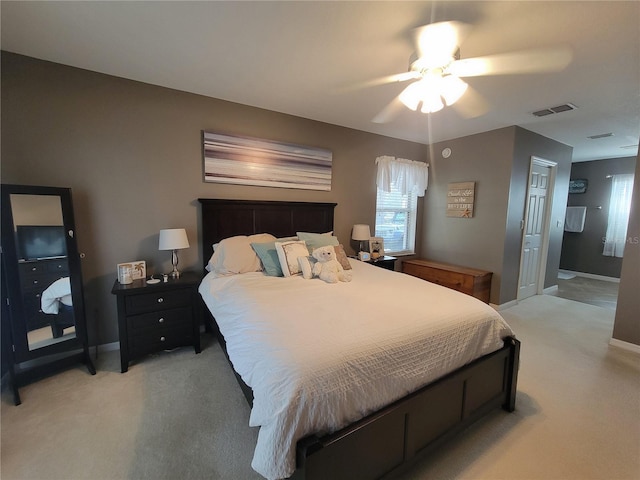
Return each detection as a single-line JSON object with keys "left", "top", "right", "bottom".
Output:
{"left": 312, "top": 246, "right": 352, "bottom": 283}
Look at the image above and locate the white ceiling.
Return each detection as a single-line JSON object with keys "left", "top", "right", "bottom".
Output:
{"left": 2, "top": 1, "right": 639, "bottom": 162}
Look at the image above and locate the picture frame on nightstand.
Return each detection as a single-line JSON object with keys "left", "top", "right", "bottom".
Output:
{"left": 369, "top": 237, "right": 384, "bottom": 258}
{"left": 117, "top": 260, "right": 146, "bottom": 283}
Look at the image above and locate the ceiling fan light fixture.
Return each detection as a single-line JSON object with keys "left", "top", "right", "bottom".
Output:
{"left": 398, "top": 81, "right": 422, "bottom": 111}
{"left": 402, "top": 75, "right": 444, "bottom": 113}
{"left": 399, "top": 71, "right": 465, "bottom": 113}
{"left": 440, "top": 75, "right": 468, "bottom": 106}
{"left": 420, "top": 93, "right": 444, "bottom": 113}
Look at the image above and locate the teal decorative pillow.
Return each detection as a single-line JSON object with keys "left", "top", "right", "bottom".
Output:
{"left": 296, "top": 231, "right": 339, "bottom": 254}
{"left": 251, "top": 241, "right": 283, "bottom": 277}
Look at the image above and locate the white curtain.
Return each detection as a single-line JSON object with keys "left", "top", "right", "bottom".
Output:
{"left": 603, "top": 173, "right": 634, "bottom": 257}
{"left": 375, "top": 155, "right": 429, "bottom": 196}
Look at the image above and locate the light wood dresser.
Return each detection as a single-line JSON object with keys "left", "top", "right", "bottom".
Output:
{"left": 402, "top": 259, "right": 492, "bottom": 304}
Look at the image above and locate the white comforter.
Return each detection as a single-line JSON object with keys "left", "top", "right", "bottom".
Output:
{"left": 198, "top": 259, "right": 514, "bottom": 480}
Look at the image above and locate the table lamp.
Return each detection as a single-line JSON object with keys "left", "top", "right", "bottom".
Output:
{"left": 352, "top": 224, "right": 371, "bottom": 254}
{"left": 159, "top": 228, "right": 190, "bottom": 278}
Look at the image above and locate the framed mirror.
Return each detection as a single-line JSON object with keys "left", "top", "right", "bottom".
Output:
{"left": 1, "top": 184, "right": 95, "bottom": 405}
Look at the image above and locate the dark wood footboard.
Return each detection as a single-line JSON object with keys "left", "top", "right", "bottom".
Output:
{"left": 292, "top": 337, "right": 520, "bottom": 480}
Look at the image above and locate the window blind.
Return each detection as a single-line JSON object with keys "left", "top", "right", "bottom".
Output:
{"left": 375, "top": 182, "right": 417, "bottom": 255}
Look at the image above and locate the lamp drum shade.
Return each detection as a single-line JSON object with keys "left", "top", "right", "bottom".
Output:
{"left": 352, "top": 224, "right": 371, "bottom": 241}
{"left": 159, "top": 228, "right": 190, "bottom": 250}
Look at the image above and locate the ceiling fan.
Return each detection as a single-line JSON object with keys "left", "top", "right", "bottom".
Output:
{"left": 362, "top": 21, "right": 573, "bottom": 122}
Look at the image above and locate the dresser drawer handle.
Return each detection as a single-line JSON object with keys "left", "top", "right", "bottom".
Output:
{"left": 160, "top": 336, "right": 166, "bottom": 342}
{"left": 158, "top": 317, "right": 164, "bottom": 324}
{"left": 157, "top": 297, "right": 164, "bottom": 303}
{"left": 31, "top": 267, "right": 37, "bottom": 272}
{"left": 33, "top": 280, "right": 38, "bottom": 285}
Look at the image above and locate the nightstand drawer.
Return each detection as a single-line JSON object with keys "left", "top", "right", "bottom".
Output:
{"left": 129, "top": 324, "right": 193, "bottom": 355}
{"left": 125, "top": 289, "right": 191, "bottom": 314}
{"left": 128, "top": 306, "right": 191, "bottom": 333}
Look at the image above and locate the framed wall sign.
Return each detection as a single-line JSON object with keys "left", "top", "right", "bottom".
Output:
{"left": 446, "top": 182, "right": 475, "bottom": 218}
{"left": 569, "top": 179, "right": 588, "bottom": 194}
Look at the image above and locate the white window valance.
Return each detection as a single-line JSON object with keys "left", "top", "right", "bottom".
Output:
{"left": 375, "top": 155, "right": 429, "bottom": 197}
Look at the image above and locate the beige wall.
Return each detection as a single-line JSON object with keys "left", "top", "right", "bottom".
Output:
{"left": 1, "top": 52, "right": 427, "bottom": 345}
{"left": 421, "top": 128, "right": 514, "bottom": 304}
{"left": 421, "top": 126, "right": 573, "bottom": 305}
{"left": 612, "top": 154, "right": 640, "bottom": 346}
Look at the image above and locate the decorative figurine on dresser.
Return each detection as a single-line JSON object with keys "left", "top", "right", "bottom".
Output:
{"left": 1, "top": 184, "right": 96, "bottom": 405}
{"left": 111, "top": 229, "right": 201, "bottom": 373}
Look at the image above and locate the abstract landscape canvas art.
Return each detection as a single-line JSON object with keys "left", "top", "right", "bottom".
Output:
{"left": 203, "top": 131, "right": 332, "bottom": 191}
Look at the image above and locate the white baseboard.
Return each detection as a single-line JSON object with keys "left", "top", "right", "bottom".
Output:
{"left": 543, "top": 285, "right": 559, "bottom": 294}
{"left": 559, "top": 269, "right": 620, "bottom": 283}
{"left": 493, "top": 299, "right": 519, "bottom": 311}
{"left": 609, "top": 338, "right": 640, "bottom": 354}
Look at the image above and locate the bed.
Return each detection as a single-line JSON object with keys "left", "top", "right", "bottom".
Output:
{"left": 197, "top": 199, "right": 520, "bottom": 480}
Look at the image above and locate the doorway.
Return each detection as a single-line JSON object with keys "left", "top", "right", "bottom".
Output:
{"left": 518, "top": 157, "right": 557, "bottom": 300}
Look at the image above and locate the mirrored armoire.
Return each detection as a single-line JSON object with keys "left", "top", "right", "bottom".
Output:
{"left": 1, "top": 184, "right": 95, "bottom": 405}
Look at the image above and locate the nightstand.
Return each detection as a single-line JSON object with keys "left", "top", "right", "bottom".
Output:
{"left": 111, "top": 272, "right": 202, "bottom": 372}
{"left": 366, "top": 256, "right": 397, "bottom": 271}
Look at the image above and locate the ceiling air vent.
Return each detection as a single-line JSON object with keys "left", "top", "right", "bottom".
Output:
{"left": 532, "top": 109, "right": 554, "bottom": 117}
{"left": 588, "top": 133, "right": 614, "bottom": 139}
{"left": 532, "top": 103, "right": 577, "bottom": 117}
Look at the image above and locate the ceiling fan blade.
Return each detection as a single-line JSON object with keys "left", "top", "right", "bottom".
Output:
{"left": 372, "top": 95, "right": 406, "bottom": 124}
{"left": 452, "top": 85, "right": 490, "bottom": 119}
{"left": 448, "top": 46, "right": 573, "bottom": 77}
{"left": 413, "top": 21, "right": 470, "bottom": 68}
{"left": 335, "top": 71, "right": 421, "bottom": 94}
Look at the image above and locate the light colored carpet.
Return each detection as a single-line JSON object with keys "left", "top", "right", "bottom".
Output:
{"left": 395, "top": 294, "right": 639, "bottom": 480}
{"left": 2, "top": 294, "right": 639, "bottom": 480}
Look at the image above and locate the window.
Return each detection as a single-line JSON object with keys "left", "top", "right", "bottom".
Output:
{"left": 374, "top": 155, "right": 427, "bottom": 256}
{"left": 603, "top": 173, "right": 634, "bottom": 257}
{"left": 375, "top": 182, "right": 418, "bottom": 256}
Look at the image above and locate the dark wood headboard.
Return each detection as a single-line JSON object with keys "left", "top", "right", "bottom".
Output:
{"left": 197, "top": 199, "right": 337, "bottom": 269}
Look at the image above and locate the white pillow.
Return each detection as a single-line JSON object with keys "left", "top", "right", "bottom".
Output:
{"left": 275, "top": 240, "right": 309, "bottom": 277}
{"left": 297, "top": 255, "right": 317, "bottom": 279}
{"left": 207, "top": 233, "right": 276, "bottom": 275}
